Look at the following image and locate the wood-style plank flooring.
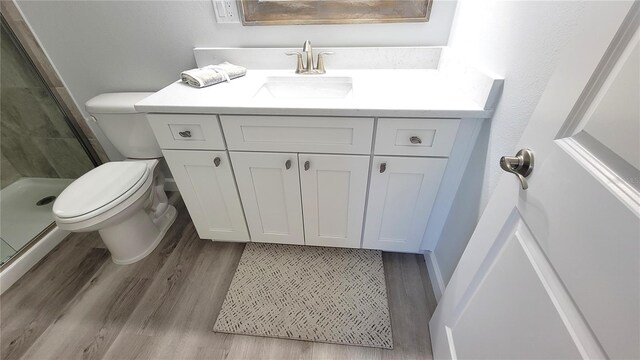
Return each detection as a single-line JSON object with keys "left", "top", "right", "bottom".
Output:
{"left": 1, "top": 198, "right": 438, "bottom": 360}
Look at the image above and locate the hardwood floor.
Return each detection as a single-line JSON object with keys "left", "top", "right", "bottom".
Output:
{"left": 1, "top": 199, "right": 438, "bottom": 360}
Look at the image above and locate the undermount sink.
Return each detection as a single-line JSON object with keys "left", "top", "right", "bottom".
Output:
{"left": 254, "top": 76, "right": 353, "bottom": 99}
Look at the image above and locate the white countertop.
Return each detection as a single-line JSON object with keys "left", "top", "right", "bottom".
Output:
{"left": 135, "top": 69, "right": 494, "bottom": 118}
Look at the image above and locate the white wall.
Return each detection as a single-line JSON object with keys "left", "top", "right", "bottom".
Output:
{"left": 433, "top": 0, "right": 633, "bottom": 285}
{"left": 15, "top": 0, "right": 457, "bottom": 160}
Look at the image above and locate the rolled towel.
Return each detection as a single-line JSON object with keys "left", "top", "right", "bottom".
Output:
{"left": 180, "top": 62, "right": 246, "bottom": 88}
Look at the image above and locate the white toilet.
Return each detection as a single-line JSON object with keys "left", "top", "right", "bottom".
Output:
{"left": 53, "top": 93, "right": 177, "bottom": 265}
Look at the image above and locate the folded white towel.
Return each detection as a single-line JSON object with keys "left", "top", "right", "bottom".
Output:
{"left": 180, "top": 62, "right": 246, "bottom": 88}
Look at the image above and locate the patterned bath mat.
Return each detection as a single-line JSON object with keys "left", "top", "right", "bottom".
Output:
{"left": 213, "top": 243, "right": 393, "bottom": 349}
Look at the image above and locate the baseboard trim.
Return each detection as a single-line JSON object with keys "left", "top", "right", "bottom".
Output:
{"left": 424, "top": 251, "right": 445, "bottom": 303}
{"left": 165, "top": 178, "right": 179, "bottom": 192}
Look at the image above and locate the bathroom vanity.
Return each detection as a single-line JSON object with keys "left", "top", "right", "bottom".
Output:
{"left": 137, "top": 47, "right": 502, "bottom": 253}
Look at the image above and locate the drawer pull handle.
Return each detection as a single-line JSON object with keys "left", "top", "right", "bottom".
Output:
{"left": 410, "top": 136, "right": 422, "bottom": 144}
{"left": 213, "top": 157, "right": 221, "bottom": 167}
{"left": 285, "top": 160, "right": 292, "bottom": 170}
{"left": 178, "top": 130, "right": 192, "bottom": 138}
{"left": 304, "top": 161, "right": 310, "bottom": 171}
{"left": 380, "top": 162, "right": 387, "bottom": 173}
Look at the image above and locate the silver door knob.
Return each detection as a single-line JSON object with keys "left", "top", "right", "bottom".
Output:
{"left": 500, "top": 149, "right": 534, "bottom": 190}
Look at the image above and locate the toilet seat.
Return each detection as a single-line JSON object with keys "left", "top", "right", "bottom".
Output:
{"left": 53, "top": 161, "right": 152, "bottom": 224}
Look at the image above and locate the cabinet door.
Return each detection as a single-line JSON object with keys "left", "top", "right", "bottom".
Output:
{"left": 163, "top": 150, "right": 249, "bottom": 242}
{"left": 299, "top": 154, "right": 369, "bottom": 248}
{"left": 230, "top": 152, "right": 304, "bottom": 245}
{"left": 363, "top": 156, "right": 447, "bottom": 253}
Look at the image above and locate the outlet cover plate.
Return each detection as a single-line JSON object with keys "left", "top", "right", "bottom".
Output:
{"left": 213, "top": 0, "right": 240, "bottom": 24}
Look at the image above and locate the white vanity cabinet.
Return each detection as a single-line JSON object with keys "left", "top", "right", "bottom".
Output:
{"left": 148, "top": 111, "right": 471, "bottom": 253}
{"left": 137, "top": 53, "right": 501, "bottom": 254}
{"left": 162, "top": 150, "right": 249, "bottom": 241}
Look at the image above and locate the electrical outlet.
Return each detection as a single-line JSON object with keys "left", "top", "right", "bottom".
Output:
{"left": 213, "top": 0, "right": 240, "bottom": 24}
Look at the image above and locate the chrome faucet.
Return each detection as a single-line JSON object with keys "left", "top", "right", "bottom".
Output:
{"left": 286, "top": 40, "right": 333, "bottom": 74}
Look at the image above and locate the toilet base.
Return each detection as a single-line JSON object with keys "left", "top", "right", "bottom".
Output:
{"left": 99, "top": 205, "right": 178, "bottom": 265}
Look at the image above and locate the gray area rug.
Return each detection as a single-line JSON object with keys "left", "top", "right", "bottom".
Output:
{"left": 213, "top": 243, "right": 393, "bottom": 349}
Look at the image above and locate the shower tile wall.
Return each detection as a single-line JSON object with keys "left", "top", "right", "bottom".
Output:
{"left": 1, "top": 1, "right": 110, "bottom": 165}
{"left": 1, "top": 27, "right": 92, "bottom": 189}
{"left": 1, "top": 154, "right": 20, "bottom": 187}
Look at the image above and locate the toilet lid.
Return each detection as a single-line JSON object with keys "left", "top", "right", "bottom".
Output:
{"left": 53, "top": 162, "right": 150, "bottom": 218}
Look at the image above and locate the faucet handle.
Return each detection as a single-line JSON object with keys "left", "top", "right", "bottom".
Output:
{"left": 315, "top": 51, "right": 334, "bottom": 74}
{"left": 285, "top": 51, "right": 304, "bottom": 74}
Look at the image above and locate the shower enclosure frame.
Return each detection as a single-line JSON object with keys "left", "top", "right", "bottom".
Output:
{"left": 0, "top": 13, "right": 103, "bottom": 270}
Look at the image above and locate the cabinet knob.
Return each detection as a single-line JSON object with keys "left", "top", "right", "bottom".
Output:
{"left": 380, "top": 162, "right": 387, "bottom": 173}
{"left": 213, "top": 157, "right": 221, "bottom": 167}
{"left": 285, "top": 159, "right": 291, "bottom": 170}
{"left": 178, "top": 130, "right": 192, "bottom": 138}
{"left": 304, "top": 161, "right": 310, "bottom": 171}
{"left": 410, "top": 136, "right": 422, "bottom": 144}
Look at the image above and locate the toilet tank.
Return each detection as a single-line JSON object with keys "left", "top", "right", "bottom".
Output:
{"left": 86, "top": 93, "right": 162, "bottom": 159}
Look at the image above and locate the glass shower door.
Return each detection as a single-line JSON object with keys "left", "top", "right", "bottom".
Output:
{"left": 1, "top": 18, "right": 96, "bottom": 265}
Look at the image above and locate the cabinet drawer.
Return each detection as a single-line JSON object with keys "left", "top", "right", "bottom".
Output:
{"left": 375, "top": 118, "right": 460, "bottom": 157}
{"left": 220, "top": 115, "right": 374, "bottom": 154}
{"left": 147, "top": 114, "right": 225, "bottom": 150}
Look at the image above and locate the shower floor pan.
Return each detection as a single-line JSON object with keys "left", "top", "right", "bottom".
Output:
{"left": 1, "top": 177, "right": 73, "bottom": 255}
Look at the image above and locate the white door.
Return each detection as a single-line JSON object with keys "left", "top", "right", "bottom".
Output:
{"left": 163, "top": 150, "right": 249, "bottom": 242}
{"left": 363, "top": 156, "right": 448, "bottom": 253}
{"left": 430, "top": 4, "right": 639, "bottom": 360}
{"left": 299, "top": 154, "right": 369, "bottom": 248}
{"left": 230, "top": 152, "right": 304, "bottom": 245}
